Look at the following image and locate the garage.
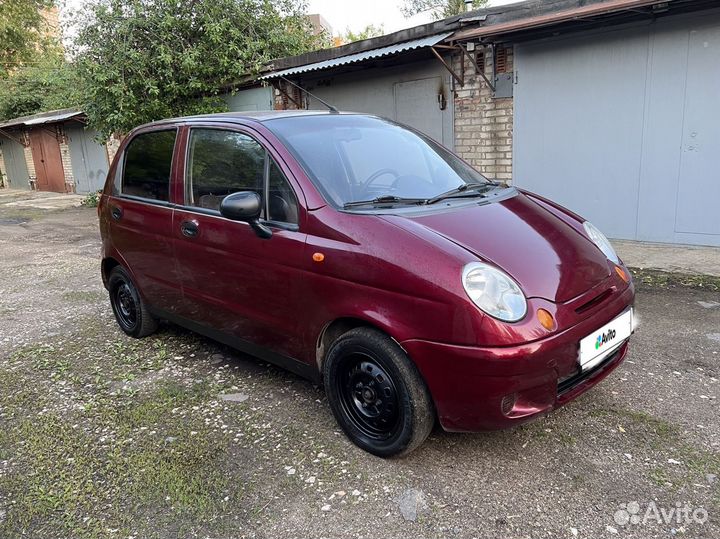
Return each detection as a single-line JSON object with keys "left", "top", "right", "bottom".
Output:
{"left": 513, "top": 9, "right": 720, "bottom": 247}
{"left": 0, "top": 109, "right": 110, "bottom": 194}
{"left": 260, "top": 32, "right": 456, "bottom": 150}
{"left": 299, "top": 59, "right": 455, "bottom": 150}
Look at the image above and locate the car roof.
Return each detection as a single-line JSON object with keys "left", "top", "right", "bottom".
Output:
{"left": 137, "top": 110, "right": 363, "bottom": 130}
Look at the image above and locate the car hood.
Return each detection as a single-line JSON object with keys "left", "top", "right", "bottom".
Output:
{"left": 385, "top": 191, "right": 611, "bottom": 302}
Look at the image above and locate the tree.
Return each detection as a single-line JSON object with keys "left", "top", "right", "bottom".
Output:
{"left": 401, "top": 0, "right": 488, "bottom": 20}
{"left": 72, "top": 0, "right": 321, "bottom": 140}
{"left": 0, "top": 57, "right": 80, "bottom": 120}
{"left": 0, "top": 0, "right": 56, "bottom": 78}
{"left": 0, "top": 0, "right": 78, "bottom": 120}
{"left": 341, "top": 24, "right": 385, "bottom": 44}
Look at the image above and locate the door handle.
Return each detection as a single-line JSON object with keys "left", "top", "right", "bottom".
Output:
{"left": 111, "top": 206, "right": 123, "bottom": 220}
{"left": 180, "top": 220, "right": 199, "bottom": 238}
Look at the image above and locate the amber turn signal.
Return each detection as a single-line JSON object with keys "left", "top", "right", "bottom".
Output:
{"left": 615, "top": 265, "right": 630, "bottom": 283}
{"left": 537, "top": 308, "right": 555, "bottom": 331}
{"left": 312, "top": 252, "right": 325, "bottom": 262}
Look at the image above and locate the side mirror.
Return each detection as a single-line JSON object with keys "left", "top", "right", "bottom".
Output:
{"left": 219, "top": 191, "right": 272, "bottom": 239}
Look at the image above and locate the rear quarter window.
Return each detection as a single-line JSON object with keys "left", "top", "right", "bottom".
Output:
{"left": 122, "top": 130, "right": 177, "bottom": 201}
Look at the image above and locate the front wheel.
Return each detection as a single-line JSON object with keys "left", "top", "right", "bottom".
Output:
{"left": 108, "top": 266, "right": 158, "bottom": 338}
{"left": 323, "top": 327, "right": 435, "bottom": 457}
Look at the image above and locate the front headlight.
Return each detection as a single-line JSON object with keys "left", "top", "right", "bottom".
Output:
{"left": 583, "top": 221, "right": 619, "bottom": 264}
{"left": 462, "top": 262, "right": 527, "bottom": 322}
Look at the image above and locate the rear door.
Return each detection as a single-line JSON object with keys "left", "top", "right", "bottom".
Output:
{"left": 171, "top": 125, "right": 309, "bottom": 360}
{"left": 106, "top": 128, "right": 184, "bottom": 313}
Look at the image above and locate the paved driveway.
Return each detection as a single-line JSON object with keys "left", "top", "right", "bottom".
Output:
{"left": 0, "top": 195, "right": 717, "bottom": 539}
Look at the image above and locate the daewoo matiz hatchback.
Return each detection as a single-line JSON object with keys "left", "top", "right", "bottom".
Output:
{"left": 99, "top": 111, "right": 635, "bottom": 457}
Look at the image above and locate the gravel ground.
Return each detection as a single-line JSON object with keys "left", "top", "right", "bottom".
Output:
{"left": 0, "top": 193, "right": 718, "bottom": 539}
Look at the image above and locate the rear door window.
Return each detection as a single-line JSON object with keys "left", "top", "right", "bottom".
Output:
{"left": 122, "top": 130, "right": 176, "bottom": 201}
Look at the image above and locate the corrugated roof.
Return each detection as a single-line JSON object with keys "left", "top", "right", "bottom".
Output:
{"left": 451, "top": 0, "right": 678, "bottom": 41}
{"left": 23, "top": 110, "right": 82, "bottom": 126}
{"left": 0, "top": 108, "right": 83, "bottom": 130}
{"left": 260, "top": 32, "right": 453, "bottom": 80}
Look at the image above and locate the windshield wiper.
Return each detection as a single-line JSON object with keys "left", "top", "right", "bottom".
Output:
{"left": 426, "top": 182, "right": 495, "bottom": 205}
{"left": 343, "top": 195, "right": 427, "bottom": 209}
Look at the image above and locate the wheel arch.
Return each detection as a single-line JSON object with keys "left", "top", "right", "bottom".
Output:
{"left": 315, "top": 316, "right": 409, "bottom": 373}
{"left": 101, "top": 257, "right": 121, "bottom": 289}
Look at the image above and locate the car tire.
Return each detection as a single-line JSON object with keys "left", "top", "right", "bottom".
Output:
{"left": 108, "top": 266, "right": 158, "bottom": 338}
{"left": 323, "top": 327, "right": 435, "bottom": 457}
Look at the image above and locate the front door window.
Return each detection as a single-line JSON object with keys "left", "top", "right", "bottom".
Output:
{"left": 185, "top": 128, "right": 299, "bottom": 225}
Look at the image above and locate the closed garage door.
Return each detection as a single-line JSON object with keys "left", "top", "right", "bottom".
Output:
{"left": 513, "top": 10, "right": 720, "bottom": 247}
{"left": 304, "top": 60, "right": 454, "bottom": 150}
{"left": 0, "top": 135, "right": 30, "bottom": 190}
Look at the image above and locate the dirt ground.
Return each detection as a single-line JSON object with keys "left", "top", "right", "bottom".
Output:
{"left": 0, "top": 192, "right": 718, "bottom": 539}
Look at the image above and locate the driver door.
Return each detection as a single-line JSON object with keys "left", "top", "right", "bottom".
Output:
{"left": 171, "top": 126, "right": 309, "bottom": 361}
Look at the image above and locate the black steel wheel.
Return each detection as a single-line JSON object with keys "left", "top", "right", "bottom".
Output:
{"left": 108, "top": 266, "right": 158, "bottom": 338}
{"left": 336, "top": 355, "right": 401, "bottom": 441}
{"left": 324, "top": 327, "right": 434, "bottom": 457}
{"left": 114, "top": 282, "right": 138, "bottom": 331}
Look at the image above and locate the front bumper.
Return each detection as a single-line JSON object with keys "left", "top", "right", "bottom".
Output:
{"left": 401, "top": 290, "right": 634, "bottom": 432}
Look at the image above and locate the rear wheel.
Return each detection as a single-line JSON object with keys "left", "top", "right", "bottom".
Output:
{"left": 323, "top": 327, "right": 434, "bottom": 457}
{"left": 108, "top": 266, "right": 157, "bottom": 338}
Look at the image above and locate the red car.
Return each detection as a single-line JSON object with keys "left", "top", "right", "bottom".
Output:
{"left": 99, "top": 111, "right": 635, "bottom": 457}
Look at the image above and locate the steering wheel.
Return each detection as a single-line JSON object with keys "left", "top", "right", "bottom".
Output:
{"left": 363, "top": 168, "right": 401, "bottom": 191}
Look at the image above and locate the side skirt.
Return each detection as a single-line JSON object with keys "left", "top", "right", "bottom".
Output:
{"left": 150, "top": 308, "right": 321, "bottom": 384}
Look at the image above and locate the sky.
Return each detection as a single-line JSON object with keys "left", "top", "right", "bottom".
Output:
{"left": 307, "top": 0, "right": 521, "bottom": 35}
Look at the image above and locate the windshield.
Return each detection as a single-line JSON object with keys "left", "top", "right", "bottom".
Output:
{"left": 264, "top": 115, "right": 490, "bottom": 208}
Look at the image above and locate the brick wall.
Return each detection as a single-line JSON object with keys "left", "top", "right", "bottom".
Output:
{"left": 58, "top": 125, "right": 74, "bottom": 191}
{"left": 453, "top": 45, "right": 514, "bottom": 182}
{"left": 22, "top": 132, "right": 36, "bottom": 188}
{"left": 0, "top": 148, "right": 6, "bottom": 188}
{"left": 272, "top": 81, "right": 303, "bottom": 110}
{"left": 106, "top": 135, "right": 122, "bottom": 164}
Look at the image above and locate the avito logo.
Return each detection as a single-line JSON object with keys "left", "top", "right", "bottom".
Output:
{"left": 595, "top": 328, "right": 617, "bottom": 350}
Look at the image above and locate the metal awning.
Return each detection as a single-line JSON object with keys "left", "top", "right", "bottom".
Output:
{"left": 0, "top": 108, "right": 84, "bottom": 130}
{"left": 23, "top": 110, "right": 82, "bottom": 126}
{"left": 260, "top": 32, "right": 453, "bottom": 80}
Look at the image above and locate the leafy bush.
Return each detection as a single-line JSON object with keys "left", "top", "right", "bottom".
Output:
{"left": 80, "top": 191, "right": 101, "bottom": 208}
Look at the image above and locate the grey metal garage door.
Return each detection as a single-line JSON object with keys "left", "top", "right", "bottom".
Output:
{"left": 0, "top": 135, "right": 30, "bottom": 190}
{"left": 513, "top": 10, "right": 720, "bottom": 247}
{"left": 66, "top": 125, "right": 109, "bottom": 194}
{"left": 305, "top": 60, "right": 454, "bottom": 150}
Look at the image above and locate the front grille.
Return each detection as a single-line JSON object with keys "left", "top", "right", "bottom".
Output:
{"left": 557, "top": 346, "right": 623, "bottom": 395}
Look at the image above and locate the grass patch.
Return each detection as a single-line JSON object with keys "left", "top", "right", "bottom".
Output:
{"left": 0, "top": 207, "right": 53, "bottom": 222}
{"left": 630, "top": 268, "right": 720, "bottom": 292}
{"left": 589, "top": 407, "right": 719, "bottom": 492}
{"left": 62, "top": 290, "right": 106, "bottom": 303}
{"left": 0, "top": 315, "right": 350, "bottom": 537}
{"left": 0, "top": 378, "right": 235, "bottom": 539}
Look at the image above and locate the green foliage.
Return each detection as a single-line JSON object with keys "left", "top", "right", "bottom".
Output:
{"left": 401, "top": 0, "right": 489, "bottom": 20}
{"left": 0, "top": 0, "right": 79, "bottom": 121}
{"left": 80, "top": 190, "right": 102, "bottom": 208}
{"left": 0, "top": 0, "right": 55, "bottom": 78}
{"left": 0, "top": 55, "right": 81, "bottom": 120}
{"left": 342, "top": 24, "right": 385, "bottom": 44}
{"left": 73, "top": 0, "right": 320, "bottom": 141}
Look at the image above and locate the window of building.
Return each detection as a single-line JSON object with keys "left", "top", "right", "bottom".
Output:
{"left": 495, "top": 46, "right": 509, "bottom": 74}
